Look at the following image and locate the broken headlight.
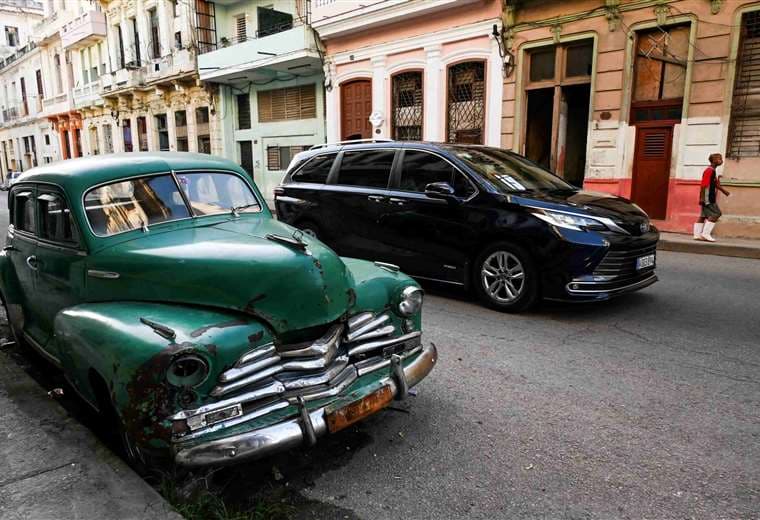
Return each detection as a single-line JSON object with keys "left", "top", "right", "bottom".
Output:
{"left": 167, "top": 354, "right": 209, "bottom": 388}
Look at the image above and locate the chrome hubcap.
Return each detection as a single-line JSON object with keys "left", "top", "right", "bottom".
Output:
{"left": 481, "top": 251, "right": 525, "bottom": 303}
{"left": 302, "top": 228, "right": 318, "bottom": 239}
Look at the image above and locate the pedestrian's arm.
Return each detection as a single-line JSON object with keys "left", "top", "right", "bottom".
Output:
{"left": 717, "top": 178, "right": 730, "bottom": 196}
{"left": 699, "top": 185, "right": 706, "bottom": 205}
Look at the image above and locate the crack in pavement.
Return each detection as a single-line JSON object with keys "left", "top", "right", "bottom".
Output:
{"left": 0, "top": 461, "right": 77, "bottom": 489}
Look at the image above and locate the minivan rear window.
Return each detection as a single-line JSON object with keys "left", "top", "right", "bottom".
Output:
{"left": 292, "top": 153, "right": 335, "bottom": 184}
{"left": 336, "top": 150, "right": 395, "bottom": 189}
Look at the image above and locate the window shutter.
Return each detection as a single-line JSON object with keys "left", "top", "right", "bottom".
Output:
{"left": 235, "top": 15, "right": 246, "bottom": 42}
{"left": 257, "top": 85, "right": 316, "bottom": 122}
{"left": 267, "top": 146, "right": 280, "bottom": 170}
{"left": 237, "top": 94, "right": 251, "bottom": 129}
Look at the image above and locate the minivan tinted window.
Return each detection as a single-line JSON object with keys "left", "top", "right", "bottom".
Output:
{"left": 336, "top": 150, "right": 395, "bottom": 189}
{"left": 447, "top": 146, "right": 574, "bottom": 193}
{"left": 293, "top": 153, "right": 335, "bottom": 184}
{"left": 400, "top": 150, "right": 477, "bottom": 198}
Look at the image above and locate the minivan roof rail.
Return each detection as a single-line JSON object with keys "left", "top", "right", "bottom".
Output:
{"left": 309, "top": 138, "right": 394, "bottom": 150}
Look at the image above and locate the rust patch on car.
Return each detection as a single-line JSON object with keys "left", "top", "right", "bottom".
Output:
{"left": 190, "top": 319, "right": 249, "bottom": 338}
{"left": 248, "top": 330, "right": 264, "bottom": 344}
{"left": 121, "top": 342, "right": 197, "bottom": 447}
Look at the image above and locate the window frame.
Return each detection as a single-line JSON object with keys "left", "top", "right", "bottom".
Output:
{"left": 445, "top": 60, "right": 487, "bottom": 145}
{"left": 9, "top": 185, "right": 37, "bottom": 238}
{"left": 328, "top": 148, "right": 399, "bottom": 190}
{"left": 80, "top": 169, "right": 262, "bottom": 238}
{"left": 390, "top": 148, "right": 479, "bottom": 201}
{"left": 289, "top": 152, "right": 338, "bottom": 184}
{"left": 391, "top": 69, "right": 424, "bottom": 141}
{"left": 36, "top": 187, "right": 82, "bottom": 250}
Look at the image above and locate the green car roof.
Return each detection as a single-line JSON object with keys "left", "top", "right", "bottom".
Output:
{"left": 18, "top": 152, "right": 248, "bottom": 198}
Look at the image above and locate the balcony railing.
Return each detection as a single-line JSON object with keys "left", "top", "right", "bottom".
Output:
{"left": 60, "top": 9, "right": 107, "bottom": 49}
{"left": 200, "top": 16, "right": 306, "bottom": 55}
{"left": 0, "top": 41, "right": 37, "bottom": 72}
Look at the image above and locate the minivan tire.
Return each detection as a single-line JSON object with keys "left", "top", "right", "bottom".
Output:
{"left": 473, "top": 241, "right": 539, "bottom": 312}
{"left": 297, "top": 220, "right": 321, "bottom": 240}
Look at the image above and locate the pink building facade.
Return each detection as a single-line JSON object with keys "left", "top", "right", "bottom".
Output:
{"left": 313, "top": 0, "right": 505, "bottom": 146}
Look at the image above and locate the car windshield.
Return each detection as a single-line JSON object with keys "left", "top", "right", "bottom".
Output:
{"left": 447, "top": 147, "right": 576, "bottom": 193}
{"left": 84, "top": 171, "right": 259, "bottom": 236}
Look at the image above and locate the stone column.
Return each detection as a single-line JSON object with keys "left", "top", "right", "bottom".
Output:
{"left": 371, "top": 55, "right": 387, "bottom": 138}
{"left": 486, "top": 36, "right": 503, "bottom": 147}
{"left": 187, "top": 102, "right": 198, "bottom": 152}
{"left": 166, "top": 103, "right": 177, "bottom": 151}
{"left": 424, "top": 45, "right": 443, "bottom": 142}
{"left": 324, "top": 62, "right": 339, "bottom": 142}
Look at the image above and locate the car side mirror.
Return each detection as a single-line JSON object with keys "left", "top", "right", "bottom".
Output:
{"left": 424, "top": 182, "right": 456, "bottom": 200}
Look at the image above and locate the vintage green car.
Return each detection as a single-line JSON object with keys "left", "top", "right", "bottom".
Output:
{"left": 0, "top": 152, "right": 436, "bottom": 468}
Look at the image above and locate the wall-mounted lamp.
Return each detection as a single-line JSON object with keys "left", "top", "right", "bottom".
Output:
{"left": 492, "top": 24, "right": 515, "bottom": 78}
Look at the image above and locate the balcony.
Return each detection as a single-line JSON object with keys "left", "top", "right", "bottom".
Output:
{"left": 73, "top": 82, "right": 103, "bottom": 109}
{"left": 101, "top": 67, "right": 146, "bottom": 97}
{"left": 311, "top": 0, "right": 479, "bottom": 39}
{"left": 41, "top": 92, "right": 71, "bottom": 116}
{"left": 0, "top": 42, "right": 37, "bottom": 73}
{"left": 61, "top": 10, "right": 107, "bottom": 50}
{"left": 198, "top": 24, "right": 321, "bottom": 84}
{"left": 143, "top": 49, "right": 196, "bottom": 85}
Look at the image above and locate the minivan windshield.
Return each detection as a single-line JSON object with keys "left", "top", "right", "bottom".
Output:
{"left": 84, "top": 171, "right": 259, "bottom": 236}
{"left": 446, "top": 146, "right": 576, "bottom": 193}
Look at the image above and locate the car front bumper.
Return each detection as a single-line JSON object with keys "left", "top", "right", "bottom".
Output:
{"left": 173, "top": 342, "right": 437, "bottom": 467}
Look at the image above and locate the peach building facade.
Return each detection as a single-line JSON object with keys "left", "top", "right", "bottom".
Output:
{"left": 313, "top": 0, "right": 505, "bottom": 146}
{"left": 501, "top": 0, "right": 760, "bottom": 238}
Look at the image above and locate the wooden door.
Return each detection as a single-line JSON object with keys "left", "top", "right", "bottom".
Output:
{"left": 631, "top": 126, "right": 672, "bottom": 220}
{"left": 341, "top": 80, "right": 372, "bottom": 140}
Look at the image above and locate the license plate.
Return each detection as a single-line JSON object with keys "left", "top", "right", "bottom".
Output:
{"left": 326, "top": 385, "right": 394, "bottom": 433}
{"left": 636, "top": 253, "right": 656, "bottom": 270}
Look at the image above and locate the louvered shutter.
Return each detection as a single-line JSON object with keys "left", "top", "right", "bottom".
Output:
{"left": 728, "top": 11, "right": 760, "bottom": 158}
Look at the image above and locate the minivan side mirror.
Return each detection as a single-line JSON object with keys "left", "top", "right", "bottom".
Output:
{"left": 424, "top": 182, "right": 456, "bottom": 200}
{"left": 0, "top": 183, "right": 8, "bottom": 192}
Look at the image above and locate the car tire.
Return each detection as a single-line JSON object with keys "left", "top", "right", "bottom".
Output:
{"left": 473, "top": 241, "right": 539, "bottom": 312}
{"left": 297, "top": 220, "right": 321, "bottom": 240}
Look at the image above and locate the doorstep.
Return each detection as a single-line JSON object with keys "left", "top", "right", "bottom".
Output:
{"left": 657, "top": 232, "right": 760, "bottom": 260}
{"left": 0, "top": 350, "right": 182, "bottom": 520}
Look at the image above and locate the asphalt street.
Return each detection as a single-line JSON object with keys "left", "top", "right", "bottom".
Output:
{"left": 0, "top": 194, "right": 758, "bottom": 518}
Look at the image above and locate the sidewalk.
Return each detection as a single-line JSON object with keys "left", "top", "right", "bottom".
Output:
{"left": 658, "top": 232, "right": 760, "bottom": 260}
{"left": 0, "top": 351, "right": 182, "bottom": 520}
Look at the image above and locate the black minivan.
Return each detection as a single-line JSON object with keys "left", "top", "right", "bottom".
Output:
{"left": 275, "top": 141, "right": 659, "bottom": 312}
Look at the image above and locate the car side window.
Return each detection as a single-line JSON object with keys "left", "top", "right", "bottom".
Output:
{"left": 38, "top": 192, "right": 79, "bottom": 246}
{"left": 453, "top": 171, "right": 477, "bottom": 198}
{"left": 399, "top": 151, "right": 454, "bottom": 192}
{"left": 12, "top": 190, "right": 36, "bottom": 234}
{"left": 336, "top": 150, "right": 395, "bottom": 189}
{"left": 292, "top": 154, "right": 335, "bottom": 184}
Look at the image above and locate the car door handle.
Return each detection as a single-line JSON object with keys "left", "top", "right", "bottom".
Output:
{"left": 26, "top": 255, "right": 39, "bottom": 271}
{"left": 3, "top": 245, "right": 18, "bottom": 252}
{"left": 367, "top": 195, "right": 386, "bottom": 203}
{"left": 388, "top": 197, "right": 406, "bottom": 206}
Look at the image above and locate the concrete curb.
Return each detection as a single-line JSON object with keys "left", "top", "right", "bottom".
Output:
{"left": 657, "top": 233, "right": 760, "bottom": 260}
{"left": 0, "top": 351, "right": 183, "bottom": 520}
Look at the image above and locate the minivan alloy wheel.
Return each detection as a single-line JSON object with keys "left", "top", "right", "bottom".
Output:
{"left": 481, "top": 251, "right": 525, "bottom": 303}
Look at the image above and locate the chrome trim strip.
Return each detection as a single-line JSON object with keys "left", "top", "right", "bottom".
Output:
{"left": 171, "top": 380, "right": 286, "bottom": 421}
{"left": 211, "top": 364, "right": 284, "bottom": 397}
{"left": 348, "top": 331, "right": 422, "bottom": 357}
{"left": 355, "top": 346, "right": 422, "bottom": 377}
{"left": 173, "top": 342, "right": 438, "bottom": 466}
{"left": 277, "top": 356, "right": 349, "bottom": 390}
{"left": 278, "top": 325, "right": 342, "bottom": 358}
{"left": 87, "top": 269, "right": 120, "bottom": 279}
{"left": 345, "top": 314, "right": 390, "bottom": 343}
{"left": 374, "top": 261, "right": 400, "bottom": 273}
{"left": 347, "top": 312, "right": 373, "bottom": 330}
{"left": 219, "top": 354, "right": 281, "bottom": 383}
{"left": 348, "top": 324, "right": 395, "bottom": 343}
{"left": 565, "top": 273, "right": 658, "bottom": 295}
{"left": 237, "top": 344, "right": 276, "bottom": 366}
{"left": 175, "top": 399, "right": 290, "bottom": 443}
{"left": 23, "top": 333, "right": 62, "bottom": 368}
{"left": 288, "top": 366, "right": 358, "bottom": 403}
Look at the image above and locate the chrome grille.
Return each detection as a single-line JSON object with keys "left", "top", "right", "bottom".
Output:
{"left": 173, "top": 312, "right": 421, "bottom": 440}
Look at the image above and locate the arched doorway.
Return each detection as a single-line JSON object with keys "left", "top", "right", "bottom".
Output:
{"left": 340, "top": 79, "right": 372, "bottom": 140}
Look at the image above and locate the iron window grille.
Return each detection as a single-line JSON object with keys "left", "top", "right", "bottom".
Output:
{"left": 728, "top": 11, "right": 760, "bottom": 158}
{"left": 447, "top": 62, "right": 485, "bottom": 144}
{"left": 392, "top": 71, "right": 423, "bottom": 141}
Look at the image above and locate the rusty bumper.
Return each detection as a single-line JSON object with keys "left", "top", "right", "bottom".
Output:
{"left": 173, "top": 342, "right": 438, "bottom": 467}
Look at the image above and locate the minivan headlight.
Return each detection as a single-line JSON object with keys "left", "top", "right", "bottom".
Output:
{"left": 531, "top": 209, "right": 607, "bottom": 232}
{"left": 397, "top": 286, "right": 424, "bottom": 317}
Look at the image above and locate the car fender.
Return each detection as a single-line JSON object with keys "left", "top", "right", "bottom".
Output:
{"left": 53, "top": 301, "right": 272, "bottom": 449}
{"left": 0, "top": 249, "right": 25, "bottom": 329}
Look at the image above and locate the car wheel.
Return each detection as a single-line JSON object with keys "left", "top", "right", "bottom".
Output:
{"left": 473, "top": 242, "right": 539, "bottom": 312}
{"left": 297, "top": 221, "right": 320, "bottom": 240}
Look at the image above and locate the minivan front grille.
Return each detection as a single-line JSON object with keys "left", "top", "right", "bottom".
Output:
{"left": 173, "top": 312, "right": 421, "bottom": 441}
{"left": 593, "top": 243, "right": 657, "bottom": 279}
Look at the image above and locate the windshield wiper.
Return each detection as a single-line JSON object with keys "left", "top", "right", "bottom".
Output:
{"left": 230, "top": 203, "right": 259, "bottom": 217}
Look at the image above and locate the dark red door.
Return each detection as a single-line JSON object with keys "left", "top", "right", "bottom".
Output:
{"left": 631, "top": 126, "right": 672, "bottom": 220}
{"left": 341, "top": 79, "right": 372, "bottom": 140}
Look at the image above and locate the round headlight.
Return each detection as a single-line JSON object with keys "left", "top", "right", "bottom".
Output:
{"left": 398, "top": 286, "right": 424, "bottom": 317}
{"left": 167, "top": 355, "right": 209, "bottom": 388}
